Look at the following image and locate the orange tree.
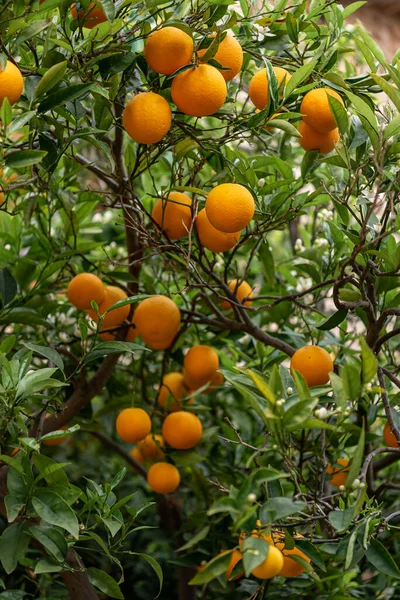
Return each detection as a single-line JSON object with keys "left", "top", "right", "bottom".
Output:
{"left": 0, "top": 0, "right": 400, "bottom": 598}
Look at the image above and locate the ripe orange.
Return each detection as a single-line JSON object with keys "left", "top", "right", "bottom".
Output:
{"left": 42, "top": 426, "right": 68, "bottom": 446}
{"left": 0, "top": 191, "right": 4, "bottom": 206}
{"left": 206, "top": 371, "right": 224, "bottom": 392}
{"left": 298, "top": 120, "right": 339, "bottom": 154}
{"left": 383, "top": 421, "right": 399, "bottom": 448}
{"left": 152, "top": 192, "right": 192, "bottom": 239}
{"left": 251, "top": 544, "right": 284, "bottom": 579}
{"left": 171, "top": 64, "right": 226, "bottom": 117}
{"left": 68, "top": 272, "right": 105, "bottom": 311}
{"left": 0, "top": 61, "right": 24, "bottom": 106}
{"left": 162, "top": 411, "right": 203, "bottom": 449}
{"left": 70, "top": 2, "right": 107, "bottom": 28}
{"left": 138, "top": 434, "right": 165, "bottom": 461}
{"left": 220, "top": 279, "right": 253, "bottom": 310}
{"left": 327, "top": 457, "right": 350, "bottom": 487}
{"left": 290, "top": 345, "right": 334, "bottom": 387}
{"left": 300, "top": 88, "right": 344, "bottom": 133}
{"left": 134, "top": 295, "right": 181, "bottom": 350}
{"left": 198, "top": 31, "right": 243, "bottom": 82}
{"left": 249, "top": 66, "right": 291, "bottom": 110}
{"left": 130, "top": 446, "right": 146, "bottom": 464}
{"left": 147, "top": 462, "right": 180, "bottom": 494}
{"left": 144, "top": 26, "right": 194, "bottom": 75}
{"left": 158, "top": 372, "right": 187, "bottom": 412}
{"left": 226, "top": 549, "right": 244, "bottom": 581}
{"left": 123, "top": 92, "right": 172, "bottom": 145}
{"left": 183, "top": 345, "right": 219, "bottom": 390}
{"left": 267, "top": 532, "right": 310, "bottom": 578}
{"left": 205, "top": 183, "right": 255, "bottom": 234}
{"left": 88, "top": 286, "right": 130, "bottom": 329}
{"left": 195, "top": 208, "right": 241, "bottom": 253}
{"left": 116, "top": 408, "right": 151, "bottom": 443}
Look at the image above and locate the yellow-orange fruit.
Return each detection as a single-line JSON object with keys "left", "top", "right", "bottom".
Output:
{"left": 138, "top": 434, "right": 165, "bottom": 461}
{"left": 220, "top": 279, "right": 253, "bottom": 310}
{"left": 290, "top": 345, "right": 333, "bottom": 387}
{"left": 162, "top": 411, "right": 203, "bottom": 449}
{"left": 327, "top": 457, "right": 350, "bottom": 487}
{"left": 0, "top": 61, "right": 24, "bottom": 107}
{"left": 248, "top": 66, "right": 291, "bottom": 110}
{"left": 116, "top": 408, "right": 151, "bottom": 443}
{"left": 158, "top": 372, "right": 187, "bottom": 412}
{"left": 144, "top": 26, "right": 194, "bottom": 75}
{"left": 42, "top": 426, "right": 68, "bottom": 447}
{"left": 88, "top": 286, "right": 130, "bottom": 329}
{"left": 195, "top": 208, "right": 241, "bottom": 253}
{"left": 298, "top": 121, "right": 339, "bottom": 155}
{"left": 123, "top": 92, "right": 172, "bottom": 144}
{"left": 266, "top": 532, "right": 311, "bottom": 578}
{"left": 152, "top": 192, "right": 192, "bottom": 239}
{"left": 70, "top": 2, "right": 107, "bottom": 28}
{"left": 198, "top": 32, "right": 243, "bottom": 82}
{"left": 147, "top": 462, "right": 180, "bottom": 494}
{"left": 251, "top": 544, "right": 284, "bottom": 579}
{"left": 206, "top": 371, "right": 224, "bottom": 392}
{"left": 183, "top": 345, "right": 219, "bottom": 390}
{"left": 130, "top": 446, "right": 146, "bottom": 464}
{"left": 171, "top": 64, "right": 227, "bottom": 117}
{"left": 226, "top": 549, "right": 244, "bottom": 581}
{"left": 68, "top": 272, "right": 105, "bottom": 311}
{"left": 134, "top": 295, "right": 181, "bottom": 350}
{"left": 0, "top": 191, "right": 4, "bottom": 206}
{"left": 383, "top": 421, "right": 399, "bottom": 448}
{"left": 300, "top": 88, "right": 344, "bottom": 133}
{"left": 205, "top": 183, "right": 255, "bottom": 234}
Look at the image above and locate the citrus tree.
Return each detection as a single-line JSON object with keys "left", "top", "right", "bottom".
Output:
{"left": 0, "top": 0, "right": 400, "bottom": 598}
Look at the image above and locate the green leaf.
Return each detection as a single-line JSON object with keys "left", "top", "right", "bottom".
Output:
{"left": 260, "top": 497, "right": 305, "bottom": 522}
{"left": 345, "top": 530, "right": 357, "bottom": 570}
{"left": 285, "top": 61, "right": 317, "bottom": 98}
{"left": 88, "top": 568, "right": 124, "bottom": 599}
{"left": 357, "top": 29, "right": 387, "bottom": 68}
{"left": 189, "top": 551, "right": 232, "bottom": 585}
{"left": 330, "top": 373, "right": 347, "bottom": 409}
{"left": 243, "top": 537, "right": 269, "bottom": 576}
{"left": 301, "top": 150, "right": 318, "bottom": 178}
{"left": 342, "top": 363, "right": 361, "bottom": 402}
{"left": 38, "top": 83, "right": 96, "bottom": 112}
{"left": 0, "top": 524, "right": 29, "bottom": 574}
{"left": 0, "top": 269, "right": 17, "bottom": 305}
{"left": 4, "top": 496, "right": 24, "bottom": 523}
{"left": 343, "top": 1, "right": 367, "bottom": 19}
{"left": 32, "top": 491, "right": 79, "bottom": 539}
{"left": 16, "top": 367, "right": 59, "bottom": 397}
{"left": 84, "top": 341, "right": 145, "bottom": 364}
{"left": 130, "top": 553, "right": 163, "bottom": 597}
{"left": 34, "top": 61, "right": 68, "bottom": 98}
{"left": 370, "top": 74, "right": 400, "bottom": 112}
{"left": 23, "top": 343, "right": 64, "bottom": 372}
{"left": 30, "top": 525, "right": 68, "bottom": 562}
{"left": 360, "top": 337, "right": 377, "bottom": 384}
{"left": 328, "top": 95, "right": 349, "bottom": 135}
{"left": 345, "top": 421, "right": 365, "bottom": 490}
{"left": 34, "top": 558, "right": 63, "bottom": 574}
{"left": 328, "top": 507, "right": 354, "bottom": 532}
{"left": 177, "top": 526, "right": 210, "bottom": 552}
{"left": 366, "top": 538, "right": 400, "bottom": 578}
{"left": 98, "top": 0, "right": 115, "bottom": 20}
{"left": 343, "top": 90, "right": 378, "bottom": 148}
{"left": 32, "top": 454, "right": 69, "bottom": 486}
{"left": 295, "top": 540, "right": 326, "bottom": 572}
{"left": 317, "top": 309, "right": 348, "bottom": 331}
{"left": 383, "top": 114, "right": 400, "bottom": 140}
{"left": 259, "top": 242, "right": 275, "bottom": 287}
{"left": 247, "top": 369, "right": 276, "bottom": 406}
{"left": 5, "top": 150, "right": 48, "bottom": 169}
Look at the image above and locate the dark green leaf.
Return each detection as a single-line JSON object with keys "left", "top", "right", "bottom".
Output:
{"left": 88, "top": 568, "right": 124, "bottom": 599}
{"left": 366, "top": 538, "right": 400, "bottom": 578}
{"left": 0, "top": 524, "right": 29, "bottom": 574}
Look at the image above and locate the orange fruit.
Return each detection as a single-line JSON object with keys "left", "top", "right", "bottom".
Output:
{"left": 0, "top": 191, "right": 4, "bottom": 206}
{"left": 383, "top": 421, "right": 399, "bottom": 448}
{"left": 130, "top": 446, "right": 146, "bottom": 464}
{"left": 206, "top": 371, "right": 224, "bottom": 392}
{"left": 99, "top": 319, "right": 138, "bottom": 342}
{"left": 0, "top": 60, "right": 24, "bottom": 106}
{"left": 266, "top": 532, "right": 310, "bottom": 578}
{"left": 147, "top": 462, "right": 180, "bottom": 494}
{"left": 134, "top": 295, "right": 181, "bottom": 350}
{"left": 251, "top": 544, "right": 284, "bottom": 579}
{"left": 300, "top": 88, "right": 344, "bottom": 133}
{"left": 183, "top": 345, "right": 219, "bottom": 390}
{"left": 248, "top": 66, "right": 291, "bottom": 110}
{"left": 70, "top": 2, "right": 107, "bottom": 28}
{"left": 158, "top": 372, "right": 187, "bottom": 412}
{"left": 195, "top": 208, "right": 241, "bottom": 253}
{"left": 67, "top": 272, "right": 105, "bottom": 311}
{"left": 144, "top": 26, "right": 194, "bottom": 75}
{"left": 327, "top": 457, "right": 350, "bottom": 487}
{"left": 220, "top": 279, "right": 253, "bottom": 310}
{"left": 138, "top": 434, "right": 165, "bottom": 461}
{"left": 162, "top": 411, "right": 203, "bottom": 449}
{"left": 171, "top": 64, "right": 226, "bottom": 117}
{"left": 88, "top": 285, "right": 130, "bottom": 329}
{"left": 290, "top": 345, "right": 334, "bottom": 387}
{"left": 152, "top": 191, "right": 192, "bottom": 239}
{"left": 205, "top": 183, "right": 255, "bottom": 234}
{"left": 198, "top": 31, "right": 243, "bottom": 82}
{"left": 42, "top": 426, "right": 68, "bottom": 446}
{"left": 298, "top": 121, "right": 339, "bottom": 154}
{"left": 116, "top": 408, "right": 151, "bottom": 443}
{"left": 123, "top": 92, "right": 172, "bottom": 145}
{"left": 226, "top": 549, "right": 244, "bottom": 581}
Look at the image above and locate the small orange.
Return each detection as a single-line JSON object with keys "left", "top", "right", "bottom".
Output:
{"left": 147, "top": 462, "right": 180, "bottom": 494}
{"left": 195, "top": 208, "right": 241, "bottom": 253}
{"left": 249, "top": 66, "right": 291, "bottom": 110}
{"left": 220, "top": 279, "right": 253, "bottom": 310}
{"left": 116, "top": 408, "right": 151, "bottom": 443}
{"left": 158, "top": 372, "right": 187, "bottom": 412}
{"left": 144, "top": 26, "right": 194, "bottom": 75}
{"left": 123, "top": 92, "right": 172, "bottom": 144}
{"left": 205, "top": 183, "right": 255, "bottom": 234}
{"left": 383, "top": 421, "right": 399, "bottom": 448}
{"left": 0, "top": 60, "right": 24, "bottom": 106}
{"left": 162, "top": 411, "right": 203, "bottom": 449}
{"left": 130, "top": 446, "right": 146, "bottom": 464}
{"left": 183, "top": 345, "right": 219, "bottom": 390}
{"left": 298, "top": 121, "right": 339, "bottom": 155}
{"left": 198, "top": 31, "right": 243, "bottom": 82}
{"left": 70, "top": 1, "right": 107, "bottom": 29}
{"left": 42, "top": 426, "right": 68, "bottom": 446}
{"left": 226, "top": 549, "right": 244, "bottom": 581}
{"left": 134, "top": 295, "right": 181, "bottom": 350}
{"left": 267, "top": 532, "right": 311, "bottom": 578}
{"left": 206, "top": 371, "right": 224, "bottom": 392}
{"left": 251, "top": 544, "right": 284, "bottom": 579}
{"left": 88, "top": 286, "right": 130, "bottom": 329}
{"left": 171, "top": 64, "right": 227, "bottom": 117}
{"left": 327, "top": 458, "right": 350, "bottom": 487}
{"left": 290, "top": 345, "right": 333, "bottom": 387}
{"left": 152, "top": 192, "right": 192, "bottom": 239}
{"left": 300, "top": 88, "right": 344, "bottom": 133}
{"left": 68, "top": 272, "right": 105, "bottom": 311}
{"left": 138, "top": 434, "right": 165, "bottom": 461}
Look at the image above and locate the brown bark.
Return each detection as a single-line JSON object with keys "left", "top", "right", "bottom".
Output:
{"left": 61, "top": 550, "right": 99, "bottom": 600}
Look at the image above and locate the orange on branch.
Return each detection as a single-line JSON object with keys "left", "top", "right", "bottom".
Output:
{"left": 226, "top": 549, "right": 244, "bottom": 581}
{"left": 300, "top": 88, "right": 344, "bottom": 133}
{"left": 123, "top": 92, "right": 172, "bottom": 145}
{"left": 152, "top": 192, "right": 192, "bottom": 239}
{"left": 198, "top": 31, "right": 243, "bottom": 82}
{"left": 251, "top": 544, "right": 284, "bottom": 579}
{"left": 134, "top": 295, "right": 181, "bottom": 350}
{"left": 195, "top": 208, "right": 241, "bottom": 253}
{"left": 290, "top": 345, "right": 333, "bottom": 387}
{"left": 158, "top": 372, "right": 187, "bottom": 412}
{"left": 116, "top": 408, "right": 151, "bottom": 443}
{"left": 144, "top": 26, "right": 194, "bottom": 75}
{"left": 327, "top": 457, "right": 350, "bottom": 487}
{"left": 171, "top": 64, "right": 226, "bottom": 117}
{"left": 267, "top": 532, "right": 311, "bottom": 578}
{"left": 88, "top": 285, "right": 130, "bottom": 329}
{"left": 205, "top": 183, "right": 255, "bottom": 234}
{"left": 147, "top": 462, "right": 180, "bottom": 494}
{"left": 42, "top": 426, "right": 68, "bottom": 446}
{"left": 70, "top": 1, "right": 107, "bottom": 29}
{"left": 68, "top": 272, "right": 105, "bottom": 311}
{"left": 138, "top": 434, "right": 165, "bottom": 461}
{"left": 162, "top": 411, "right": 203, "bottom": 449}
{"left": 130, "top": 446, "right": 146, "bottom": 464}
{"left": 298, "top": 120, "right": 339, "bottom": 154}
{"left": 0, "top": 60, "right": 24, "bottom": 106}
{"left": 183, "top": 345, "right": 219, "bottom": 390}
{"left": 383, "top": 421, "right": 399, "bottom": 448}
{"left": 220, "top": 279, "right": 253, "bottom": 310}
{"left": 248, "top": 66, "right": 291, "bottom": 110}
